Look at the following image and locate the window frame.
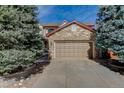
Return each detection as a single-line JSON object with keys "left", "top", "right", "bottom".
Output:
{"left": 71, "top": 24, "right": 77, "bottom": 31}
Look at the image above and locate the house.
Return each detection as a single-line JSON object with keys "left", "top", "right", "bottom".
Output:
{"left": 40, "top": 20, "right": 96, "bottom": 59}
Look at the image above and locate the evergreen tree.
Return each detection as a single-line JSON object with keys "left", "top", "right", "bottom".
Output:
{"left": 0, "top": 6, "right": 38, "bottom": 31}
{"left": 0, "top": 5, "right": 44, "bottom": 50}
{"left": 0, "top": 6, "right": 45, "bottom": 75}
{"left": 96, "top": 6, "right": 124, "bottom": 58}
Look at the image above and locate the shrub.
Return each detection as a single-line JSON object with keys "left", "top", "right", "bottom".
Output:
{"left": 0, "top": 49, "right": 36, "bottom": 75}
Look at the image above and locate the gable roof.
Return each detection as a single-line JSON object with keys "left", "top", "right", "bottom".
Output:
{"left": 46, "top": 20, "right": 94, "bottom": 37}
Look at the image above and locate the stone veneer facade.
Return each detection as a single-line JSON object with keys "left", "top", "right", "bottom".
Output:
{"left": 47, "top": 23, "right": 95, "bottom": 59}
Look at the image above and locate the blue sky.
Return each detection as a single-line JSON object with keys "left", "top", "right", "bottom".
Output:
{"left": 36, "top": 5, "right": 99, "bottom": 24}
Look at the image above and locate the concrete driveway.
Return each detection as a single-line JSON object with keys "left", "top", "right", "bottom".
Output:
{"left": 33, "top": 59, "right": 124, "bottom": 88}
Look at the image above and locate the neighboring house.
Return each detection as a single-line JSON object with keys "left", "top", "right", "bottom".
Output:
{"left": 40, "top": 20, "right": 96, "bottom": 59}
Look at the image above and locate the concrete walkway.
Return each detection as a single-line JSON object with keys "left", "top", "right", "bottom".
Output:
{"left": 33, "top": 59, "right": 124, "bottom": 88}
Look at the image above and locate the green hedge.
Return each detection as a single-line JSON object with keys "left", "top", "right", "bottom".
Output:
{"left": 0, "top": 49, "right": 36, "bottom": 75}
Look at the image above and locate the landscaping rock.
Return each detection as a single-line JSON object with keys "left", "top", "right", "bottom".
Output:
{"left": 20, "top": 79, "right": 24, "bottom": 83}
{"left": 14, "top": 84, "right": 18, "bottom": 87}
{"left": 26, "top": 77, "right": 30, "bottom": 81}
{"left": 18, "top": 83, "right": 22, "bottom": 86}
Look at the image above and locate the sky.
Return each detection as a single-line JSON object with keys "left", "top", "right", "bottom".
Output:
{"left": 36, "top": 5, "right": 99, "bottom": 24}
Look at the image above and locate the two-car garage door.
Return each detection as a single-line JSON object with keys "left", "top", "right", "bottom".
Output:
{"left": 55, "top": 40, "right": 93, "bottom": 59}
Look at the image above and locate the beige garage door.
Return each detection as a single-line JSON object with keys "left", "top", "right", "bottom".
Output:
{"left": 55, "top": 40, "right": 93, "bottom": 59}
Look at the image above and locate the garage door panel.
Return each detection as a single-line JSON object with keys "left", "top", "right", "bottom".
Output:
{"left": 55, "top": 41, "right": 92, "bottom": 58}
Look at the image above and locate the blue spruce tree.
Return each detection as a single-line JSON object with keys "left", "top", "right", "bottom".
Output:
{"left": 96, "top": 6, "right": 124, "bottom": 60}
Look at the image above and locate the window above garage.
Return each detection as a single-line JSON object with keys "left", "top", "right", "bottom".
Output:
{"left": 71, "top": 24, "right": 77, "bottom": 31}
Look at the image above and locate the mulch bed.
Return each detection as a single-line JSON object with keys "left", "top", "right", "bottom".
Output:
{"left": 93, "top": 59, "right": 124, "bottom": 75}
{"left": 2, "top": 61, "right": 50, "bottom": 80}
{"left": 107, "top": 59, "right": 124, "bottom": 74}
